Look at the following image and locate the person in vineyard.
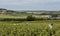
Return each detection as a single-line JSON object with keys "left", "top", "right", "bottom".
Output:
{"left": 48, "top": 23, "right": 56, "bottom": 36}
{"left": 48, "top": 23, "right": 53, "bottom": 29}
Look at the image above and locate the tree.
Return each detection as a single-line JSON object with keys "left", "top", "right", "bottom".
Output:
{"left": 26, "top": 15, "right": 35, "bottom": 21}
{"left": 51, "top": 14, "right": 58, "bottom": 17}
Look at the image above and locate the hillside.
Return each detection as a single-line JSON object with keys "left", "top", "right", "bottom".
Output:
{"left": 0, "top": 8, "right": 60, "bottom": 15}
{"left": 0, "top": 8, "right": 60, "bottom": 19}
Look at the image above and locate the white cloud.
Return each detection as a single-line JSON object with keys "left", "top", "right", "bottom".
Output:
{"left": 0, "top": 0, "right": 60, "bottom": 11}
{"left": 0, "top": 0, "right": 60, "bottom": 5}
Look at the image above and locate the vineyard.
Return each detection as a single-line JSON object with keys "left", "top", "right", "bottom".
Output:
{"left": 0, "top": 20, "right": 60, "bottom": 36}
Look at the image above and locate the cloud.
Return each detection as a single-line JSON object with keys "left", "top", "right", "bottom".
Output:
{"left": 0, "top": 0, "right": 60, "bottom": 10}
{"left": 0, "top": 0, "right": 60, "bottom": 5}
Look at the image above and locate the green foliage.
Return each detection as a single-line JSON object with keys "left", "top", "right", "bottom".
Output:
{"left": 26, "top": 15, "right": 36, "bottom": 21}
{"left": 51, "top": 14, "right": 58, "bottom": 17}
{"left": 0, "top": 20, "right": 59, "bottom": 36}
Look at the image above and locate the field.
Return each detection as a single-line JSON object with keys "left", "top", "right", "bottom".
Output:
{"left": 0, "top": 14, "right": 27, "bottom": 18}
{"left": 1, "top": 8, "right": 60, "bottom": 36}
{"left": 0, "top": 20, "right": 60, "bottom": 36}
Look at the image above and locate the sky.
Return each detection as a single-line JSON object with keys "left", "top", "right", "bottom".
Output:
{"left": 0, "top": 0, "right": 60, "bottom": 11}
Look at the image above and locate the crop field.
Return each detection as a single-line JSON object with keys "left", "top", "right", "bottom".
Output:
{"left": 0, "top": 20, "right": 60, "bottom": 36}
{"left": 0, "top": 14, "right": 27, "bottom": 18}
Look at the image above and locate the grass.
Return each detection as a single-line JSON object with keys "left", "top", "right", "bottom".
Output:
{"left": 0, "top": 20, "right": 60, "bottom": 36}
{"left": 0, "top": 14, "right": 27, "bottom": 18}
